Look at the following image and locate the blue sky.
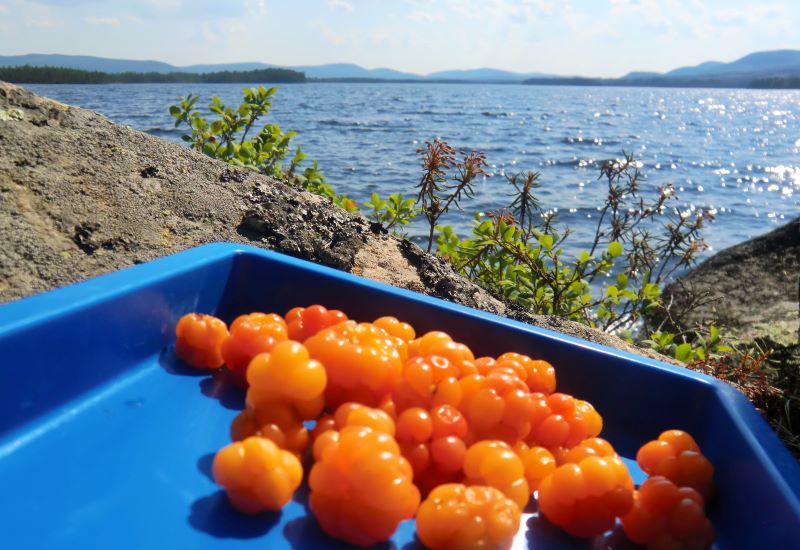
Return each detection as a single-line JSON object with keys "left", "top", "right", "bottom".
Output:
{"left": 0, "top": 0, "right": 797, "bottom": 76}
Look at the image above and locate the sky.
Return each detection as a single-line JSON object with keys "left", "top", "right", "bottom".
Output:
{"left": 0, "top": 0, "right": 798, "bottom": 77}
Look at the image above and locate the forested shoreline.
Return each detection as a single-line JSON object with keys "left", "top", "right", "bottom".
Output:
{"left": 0, "top": 65, "right": 306, "bottom": 84}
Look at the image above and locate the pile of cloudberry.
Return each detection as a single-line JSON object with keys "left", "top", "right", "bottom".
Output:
{"left": 176, "top": 306, "right": 716, "bottom": 549}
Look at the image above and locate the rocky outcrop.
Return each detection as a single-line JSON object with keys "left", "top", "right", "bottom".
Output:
{"left": 662, "top": 218, "right": 799, "bottom": 347}
{"left": 0, "top": 81, "right": 675, "bottom": 363}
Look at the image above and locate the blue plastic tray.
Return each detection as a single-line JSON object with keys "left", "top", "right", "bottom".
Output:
{"left": 1, "top": 243, "right": 798, "bottom": 549}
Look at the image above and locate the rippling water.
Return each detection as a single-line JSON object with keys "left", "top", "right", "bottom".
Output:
{"left": 27, "top": 83, "right": 800, "bottom": 258}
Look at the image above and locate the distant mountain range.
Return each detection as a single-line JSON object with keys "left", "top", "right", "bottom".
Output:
{"left": 1, "top": 50, "right": 799, "bottom": 87}
{"left": 525, "top": 50, "right": 800, "bottom": 88}
{"left": 0, "top": 54, "right": 552, "bottom": 82}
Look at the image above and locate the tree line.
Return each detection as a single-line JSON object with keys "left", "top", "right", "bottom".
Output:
{"left": 0, "top": 65, "right": 306, "bottom": 84}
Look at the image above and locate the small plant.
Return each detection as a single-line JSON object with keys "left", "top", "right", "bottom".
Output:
{"left": 364, "top": 193, "right": 419, "bottom": 234}
{"left": 432, "top": 146, "right": 713, "bottom": 341}
{"left": 415, "top": 139, "right": 489, "bottom": 252}
{"left": 169, "top": 87, "right": 358, "bottom": 211}
{"left": 642, "top": 324, "right": 734, "bottom": 363}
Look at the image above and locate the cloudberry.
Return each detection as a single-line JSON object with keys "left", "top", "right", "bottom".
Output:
{"left": 464, "top": 440, "right": 531, "bottom": 510}
{"left": 285, "top": 304, "right": 347, "bottom": 341}
{"left": 175, "top": 313, "right": 228, "bottom": 369}
{"left": 621, "top": 476, "right": 714, "bottom": 549}
{"left": 637, "top": 430, "right": 714, "bottom": 500}
{"left": 220, "top": 312, "right": 287, "bottom": 387}
{"left": 416, "top": 484, "right": 521, "bottom": 550}
{"left": 212, "top": 436, "right": 302, "bottom": 514}
{"left": 305, "top": 321, "right": 404, "bottom": 407}
{"left": 309, "top": 426, "right": 419, "bottom": 547}
{"left": 538, "top": 455, "right": 634, "bottom": 537}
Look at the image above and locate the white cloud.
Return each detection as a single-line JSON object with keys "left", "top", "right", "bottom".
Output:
{"left": 714, "top": 4, "right": 785, "bottom": 26}
{"left": 25, "top": 19, "right": 56, "bottom": 28}
{"left": 137, "top": 0, "right": 181, "bottom": 11}
{"left": 609, "top": 0, "right": 670, "bottom": 30}
{"left": 0, "top": 4, "right": 7, "bottom": 14}
{"left": 244, "top": 0, "right": 266, "bottom": 16}
{"left": 328, "top": 0, "right": 353, "bottom": 13}
{"left": 83, "top": 16, "right": 121, "bottom": 26}
{"left": 218, "top": 18, "right": 247, "bottom": 36}
{"left": 408, "top": 10, "right": 444, "bottom": 23}
{"left": 310, "top": 20, "right": 346, "bottom": 45}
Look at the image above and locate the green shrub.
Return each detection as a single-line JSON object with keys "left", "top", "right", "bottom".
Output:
{"left": 170, "top": 87, "right": 360, "bottom": 212}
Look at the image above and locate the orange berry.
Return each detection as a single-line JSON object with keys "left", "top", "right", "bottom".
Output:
{"left": 430, "top": 436, "right": 467, "bottom": 474}
{"left": 285, "top": 304, "right": 347, "bottom": 341}
{"left": 305, "top": 321, "right": 403, "bottom": 408}
{"left": 247, "top": 341, "right": 327, "bottom": 403}
{"left": 373, "top": 316, "right": 416, "bottom": 342}
{"left": 229, "top": 408, "right": 310, "bottom": 456}
{"left": 331, "top": 402, "right": 396, "bottom": 436}
{"left": 464, "top": 440, "right": 530, "bottom": 510}
{"left": 621, "top": 476, "right": 714, "bottom": 549}
{"left": 552, "top": 437, "right": 618, "bottom": 465}
{"left": 309, "top": 426, "right": 419, "bottom": 547}
{"left": 514, "top": 442, "right": 556, "bottom": 491}
{"left": 175, "top": 313, "right": 228, "bottom": 369}
{"left": 431, "top": 405, "right": 468, "bottom": 439}
{"left": 458, "top": 373, "right": 533, "bottom": 444}
{"left": 396, "top": 407, "right": 434, "bottom": 443}
{"left": 220, "top": 312, "right": 287, "bottom": 387}
{"left": 497, "top": 352, "right": 557, "bottom": 394}
{"left": 393, "top": 355, "right": 462, "bottom": 411}
{"left": 212, "top": 436, "right": 302, "bottom": 514}
{"left": 636, "top": 430, "right": 714, "bottom": 500}
{"left": 408, "top": 332, "right": 477, "bottom": 377}
{"left": 416, "top": 484, "right": 521, "bottom": 550}
{"left": 538, "top": 455, "right": 634, "bottom": 538}
{"left": 525, "top": 392, "right": 602, "bottom": 449}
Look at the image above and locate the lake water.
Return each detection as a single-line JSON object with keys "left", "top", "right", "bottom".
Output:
{"left": 27, "top": 83, "right": 800, "bottom": 258}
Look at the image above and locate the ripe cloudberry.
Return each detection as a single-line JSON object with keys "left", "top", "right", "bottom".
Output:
{"left": 175, "top": 313, "right": 228, "bottom": 369}
{"left": 464, "top": 440, "right": 530, "bottom": 510}
{"left": 305, "top": 321, "right": 404, "bottom": 407}
{"left": 212, "top": 436, "right": 302, "bottom": 514}
{"left": 309, "top": 426, "right": 419, "bottom": 547}
{"left": 621, "top": 476, "right": 714, "bottom": 549}
{"left": 220, "top": 312, "right": 287, "bottom": 387}
{"left": 525, "top": 392, "right": 603, "bottom": 449}
{"left": 285, "top": 304, "right": 347, "bottom": 341}
{"left": 416, "top": 484, "right": 521, "bottom": 550}
{"left": 538, "top": 455, "right": 634, "bottom": 537}
{"left": 459, "top": 371, "right": 534, "bottom": 444}
{"left": 408, "top": 331, "right": 477, "bottom": 377}
{"left": 392, "top": 355, "right": 462, "bottom": 411}
{"left": 637, "top": 430, "right": 714, "bottom": 500}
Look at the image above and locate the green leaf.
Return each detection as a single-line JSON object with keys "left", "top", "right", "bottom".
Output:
{"left": 616, "top": 272, "right": 628, "bottom": 287}
{"left": 539, "top": 234, "right": 554, "bottom": 251}
{"left": 675, "top": 343, "right": 693, "bottom": 363}
{"left": 608, "top": 241, "right": 623, "bottom": 258}
{"left": 710, "top": 325, "right": 720, "bottom": 343}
